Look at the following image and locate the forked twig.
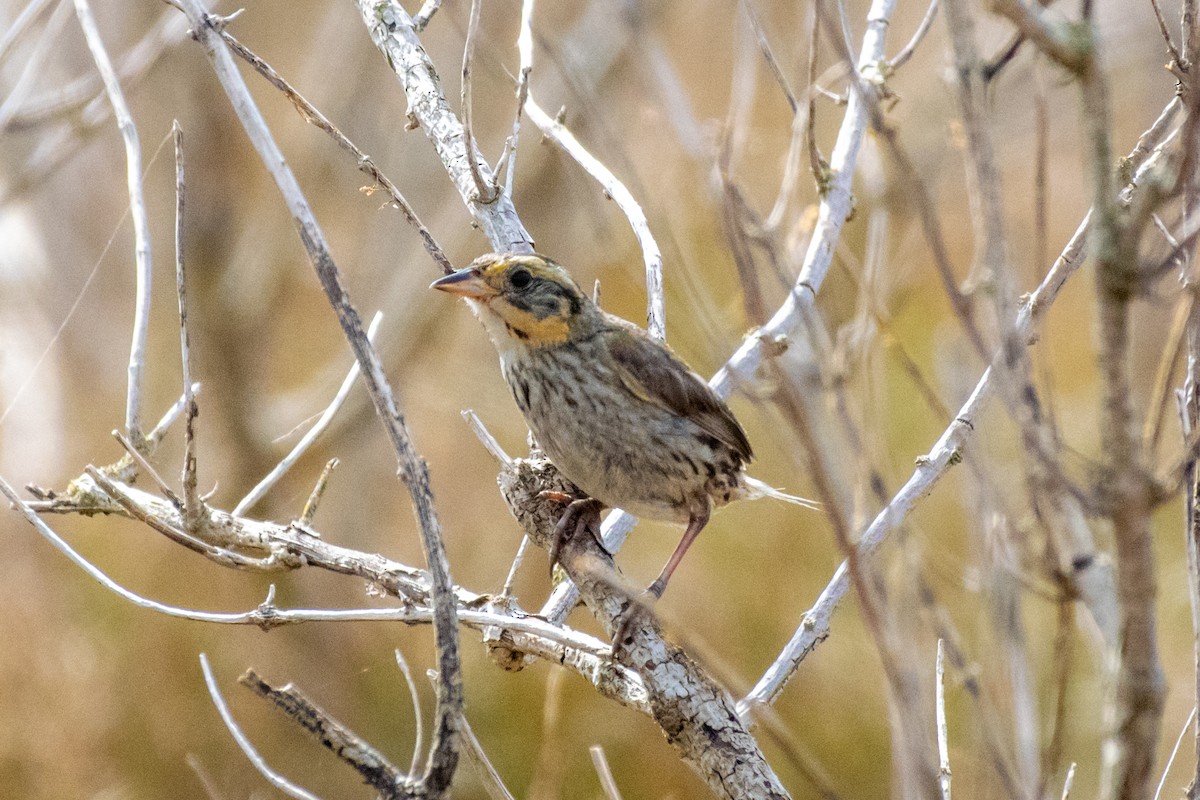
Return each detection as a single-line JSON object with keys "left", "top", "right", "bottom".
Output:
{"left": 239, "top": 668, "right": 407, "bottom": 796}
{"left": 200, "top": 654, "right": 323, "bottom": 800}
{"left": 170, "top": 3, "right": 462, "bottom": 792}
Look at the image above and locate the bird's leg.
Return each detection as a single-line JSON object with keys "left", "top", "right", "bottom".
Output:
{"left": 539, "top": 492, "right": 605, "bottom": 574}
{"left": 646, "top": 505, "right": 710, "bottom": 599}
{"left": 613, "top": 506, "right": 711, "bottom": 650}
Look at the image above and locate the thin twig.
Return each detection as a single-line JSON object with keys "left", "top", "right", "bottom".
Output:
{"left": 461, "top": 0, "right": 497, "bottom": 203}
{"left": 501, "top": 0, "right": 535, "bottom": 200}
{"left": 1149, "top": 0, "right": 1186, "bottom": 71}
{"left": 740, "top": 0, "right": 798, "bottom": 113}
{"left": 174, "top": 121, "right": 202, "bottom": 532}
{"left": 526, "top": 97, "right": 665, "bottom": 340}
{"left": 805, "top": 8, "right": 827, "bottom": 194}
{"left": 936, "top": 639, "right": 952, "bottom": 800}
{"left": 74, "top": 0, "right": 153, "bottom": 450}
{"left": 0, "top": 0, "right": 56, "bottom": 68}
{"left": 1183, "top": 0, "right": 1199, "bottom": 69}
{"left": 234, "top": 312, "right": 383, "bottom": 516}
{"left": 455, "top": 704, "right": 517, "bottom": 800}
{"left": 394, "top": 650, "right": 425, "bottom": 781}
{"left": 461, "top": 409, "right": 512, "bottom": 466}
{"left": 147, "top": 383, "right": 201, "bottom": 448}
{"left": 185, "top": 754, "right": 223, "bottom": 800}
{"left": 500, "top": 536, "right": 530, "bottom": 598}
{"left": 297, "top": 459, "right": 338, "bottom": 527}
{"left": 889, "top": 0, "right": 940, "bottom": 70}
{"left": 411, "top": 0, "right": 441, "bottom": 32}
{"left": 1061, "top": 763, "right": 1077, "bottom": 799}
{"left": 590, "top": 745, "right": 624, "bottom": 800}
{"left": 113, "top": 429, "right": 183, "bottom": 510}
{"left": 218, "top": 31, "right": 452, "bottom": 274}
{"left": 1154, "top": 706, "right": 1197, "bottom": 800}
{"left": 199, "top": 654, "right": 324, "bottom": 800}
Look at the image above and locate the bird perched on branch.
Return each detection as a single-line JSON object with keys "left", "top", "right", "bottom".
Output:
{"left": 432, "top": 252, "right": 815, "bottom": 602}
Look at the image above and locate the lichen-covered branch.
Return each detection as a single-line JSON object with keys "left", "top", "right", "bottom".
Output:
{"left": 498, "top": 455, "right": 790, "bottom": 800}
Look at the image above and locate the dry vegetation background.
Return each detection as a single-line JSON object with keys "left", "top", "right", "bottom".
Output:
{"left": 0, "top": 0, "right": 1192, "bottom": 798}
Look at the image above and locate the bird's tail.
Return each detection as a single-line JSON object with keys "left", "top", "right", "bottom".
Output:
{"left": 742, "top": 476, "right": 821, "bottom": 511}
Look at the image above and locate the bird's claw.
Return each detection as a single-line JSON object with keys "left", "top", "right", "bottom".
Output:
{"left": 611, "top": 587, "right": 659, "bottom": 654}
{"left": 546, "top": 496, "right": 604, "bottom": 576}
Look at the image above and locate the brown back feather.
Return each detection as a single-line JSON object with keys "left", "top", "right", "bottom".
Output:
{"left": 602, "top": 319, "right": 753, "bottom": 462}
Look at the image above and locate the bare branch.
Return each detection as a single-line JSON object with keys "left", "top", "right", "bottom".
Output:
{"left": 234, "top": 312, "right": 383, "bottom": 516}
{"left": 357, "top": 0, "right": 533, "bottom": 253}
{"left": 500, "top": 0, "right": 535, "bottom": 200}
{"left": 199, "top": 654, "right": 324, "bottom": 800}
{"left": 173, "top": 121, "right": 202, "bottom": 532}
{"left": 239, "top": 669, "right": 408, "bottom": 797}
{"left": 297, "top": 458, "right": 338, "bottom": 527}
{"left": 0, "top": 0, "right": 56, "bottom": 68}
{"left": 1062, "top": 763, "right": 1077, "bottom": 799}
{"left": 411, "top": 0, "right": 440, "bottom": 32}
{"left": 170, "top": 6, "right": 463, "bottom": 792}
{"left": 218, "top": 31, "right": 452, "bottom": 274}
{"left": 461, "top": 0, "right": 497, "bottom": 203}
{"left": 460, "top": 409, "right": 512, "bottom": 466}
{"left": 74, "top": 0, "right": 153, "bottom": 448}
{"left": 889, "top": 0, "right": 940, "bottom": 70}
{"left": 20, "top": 464, "right": 652, "bottom": 710}
{"left": 526, "top": 98, "right": 665, "bottom": 340}
{"left": 739, "top": 101, "right": 1180, "bottom": 711}
{"left": 499, "top": 455, "right": 790, "bottom": 800}
{"left": 1155, "top": 706, "right": 1197, "bottom": 800}
{"left": 936, "top": 640, "right": 952, "bottom": 800}
{"left": 1149, "top": 0, "right": 1186, "bottom": 71}
{"left": 394, "top": 650, "right": 425, "bottom": 780}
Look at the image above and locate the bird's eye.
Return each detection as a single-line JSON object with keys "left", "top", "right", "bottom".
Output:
{"left": 509, "top": 268, "right": 533, "bottom": 290}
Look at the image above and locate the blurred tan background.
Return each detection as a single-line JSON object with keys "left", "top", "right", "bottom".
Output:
{"left": 0, "top": 0, "right": 1190, "bottom": 797}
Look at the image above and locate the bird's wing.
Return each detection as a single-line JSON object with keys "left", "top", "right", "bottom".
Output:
{"left": 603, "top": 321, "right": 753, "bottom": 461}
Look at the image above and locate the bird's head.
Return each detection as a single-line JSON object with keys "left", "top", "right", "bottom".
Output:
{"left": 431, "top": 253, "right": 595, "bottom": 348}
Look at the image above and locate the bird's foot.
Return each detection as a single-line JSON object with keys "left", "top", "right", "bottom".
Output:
{"left": 611, "top": 583, "right": 664, "bottom": 653}
{"left": 540, "top": 493, "right": 605, "bottom": 575}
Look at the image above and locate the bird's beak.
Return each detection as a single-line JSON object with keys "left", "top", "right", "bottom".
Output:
{"left": 430, "top": 267, "right": 499, "bottom": 299}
